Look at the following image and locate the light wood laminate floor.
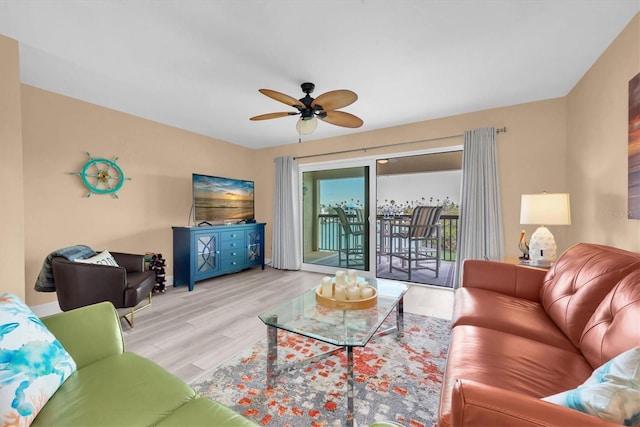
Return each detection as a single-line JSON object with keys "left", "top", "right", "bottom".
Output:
{"left": 123, "top": 267, "right": 454, "bottom": 384}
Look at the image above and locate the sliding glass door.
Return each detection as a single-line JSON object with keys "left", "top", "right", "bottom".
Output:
{"left": 301, "top": 165, "right": 370, "bottom": 273}
{"left": 298, "top": 147, "right": 462, "bottom": 278}
{"left": 375, "top": 150, "right": 463, "bottom": 288}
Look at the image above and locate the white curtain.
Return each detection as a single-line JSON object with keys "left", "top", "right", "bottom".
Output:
{"left": 454, "top": 127, "right": 504, "bottom": 288}
{"left": 272, "top": 156, "right": 302, "bottom": 270}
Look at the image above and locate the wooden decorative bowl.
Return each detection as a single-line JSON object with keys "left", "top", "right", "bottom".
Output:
{"left": 315, "top": 285, "right": 377, "bottom": 310}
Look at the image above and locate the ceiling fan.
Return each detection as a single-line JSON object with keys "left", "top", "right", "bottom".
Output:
{"left": 249, "top": 82, "right": 363, "bottom": 135}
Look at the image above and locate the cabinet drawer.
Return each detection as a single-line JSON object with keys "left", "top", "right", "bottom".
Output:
{"left": 220, "top": 239, "right": 244, "bottom": 250}
{"left": 221, "top": 249, "right": 247, "bottom": 269}
{"left": 220, "top": 230, "right": 244, "bottom": 241}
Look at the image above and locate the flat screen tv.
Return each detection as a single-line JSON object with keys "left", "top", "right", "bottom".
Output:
{"left": 192, "top": 173, "right": 255, "bottom": 224}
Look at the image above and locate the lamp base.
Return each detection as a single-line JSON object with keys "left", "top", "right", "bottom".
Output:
{"left": 529, "top": 225, "right": 557, "bottom": 266}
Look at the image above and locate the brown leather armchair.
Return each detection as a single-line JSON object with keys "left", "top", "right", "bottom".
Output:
{"left": 52, "top": 252, "right": 155, "bottom": 328}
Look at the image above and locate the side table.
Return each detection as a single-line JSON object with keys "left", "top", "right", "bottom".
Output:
{"left": 503, "top": 256, "right": 551, "bottom": 270}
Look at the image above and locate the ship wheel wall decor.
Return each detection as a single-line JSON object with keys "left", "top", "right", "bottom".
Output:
{"left": 71, "top": 152, "right": 131, "bottom": 198}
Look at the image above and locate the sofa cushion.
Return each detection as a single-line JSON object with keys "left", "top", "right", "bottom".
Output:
{"left": 439, "top": 325, "right": 593, "bottom": 427}
{"left": 542, "top": 346, "right": 640, "bottom": 426}
{"left": 33, "top": 352, "right": 196, "bottom": 426}
{"left": 123, "top": 271, "right": 156, "bottom": 307}
{"left": 540, "top": 243, "right": 640, "bottom": 350}
{"left": 0, "top": 293, "right": 77, "bottom": 426}
{"left": 580, "top": 269, "right": 640, "bottom": 368}
{"left": 453, "top": 287, "right": 578, "bottom": 352}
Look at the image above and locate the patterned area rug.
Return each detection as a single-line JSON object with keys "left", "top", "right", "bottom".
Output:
{"left": 191, "top": 313, "right": 451, "bottom": 427}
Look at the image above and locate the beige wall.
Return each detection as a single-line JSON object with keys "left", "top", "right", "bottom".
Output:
{"left": 0, "top": 35, "right": 26, "bottom": 298}
{"left": 20, "top": 85, "right": 256, "bottom": 306}
{"left": 566, "top": 13, "right": 640, "bottom": 251}
{"left": 2, "top": 13, "right": 638, "bottom": 305}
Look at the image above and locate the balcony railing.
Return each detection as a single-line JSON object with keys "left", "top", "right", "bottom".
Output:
{"left": 316, "top": 213, "right": 459, "bottom": 261}
{"left": 318, "top": 214, "right": 344, "bottom": 252}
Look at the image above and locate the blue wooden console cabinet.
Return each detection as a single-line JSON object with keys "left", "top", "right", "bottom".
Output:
{"left": 172, "top": 223, "right": 266, "bottom": 291}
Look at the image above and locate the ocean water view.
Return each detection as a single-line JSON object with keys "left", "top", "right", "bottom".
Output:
{"left": 195, "top": 198, "right": 254, "bottom": 220}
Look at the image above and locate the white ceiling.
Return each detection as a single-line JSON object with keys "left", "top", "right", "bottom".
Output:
{"left": 1, "top": 1, "right": 638, "bottom": 149}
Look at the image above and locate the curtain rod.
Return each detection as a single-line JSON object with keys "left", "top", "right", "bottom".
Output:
{"left": 292, "top": 127, "right": 507, "bottom": 160}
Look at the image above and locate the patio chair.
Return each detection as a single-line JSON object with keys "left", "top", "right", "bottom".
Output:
{"left": 335, "top": 206, "right": 366, "bottom": 268}
{"left": 388, "top": 206, "right": 443, "bottom": 280}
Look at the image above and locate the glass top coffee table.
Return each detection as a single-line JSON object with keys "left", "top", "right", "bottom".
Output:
{"left": 258, "top": 278, "right": 408, "bottom": 426}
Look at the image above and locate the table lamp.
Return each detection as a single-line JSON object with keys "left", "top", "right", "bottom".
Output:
{"left": 520, "top": 193, "right": 571, "bottom": 266}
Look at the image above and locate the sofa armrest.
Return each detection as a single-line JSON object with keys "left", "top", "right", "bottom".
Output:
{"left": 52, "top": 257, "right": 128, "bottom": 310}
{"left": 451, "top": 379, "right": 616, "bottom": 427}
{"left": 111, "top": 252, "right": 146, "bottom": 272}
{"left": 41, "top": 301, "right": 125, "bottom": 369}
{"left": 461, "top": 260, "right": 547, "bottom": 301}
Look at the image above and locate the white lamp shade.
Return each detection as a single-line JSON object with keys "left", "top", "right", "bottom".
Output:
{"left": 520, "top": 193, "right": 571, "bottom": 225}
{"left": 296, "top": 116, "right": 318, "bottom": 135}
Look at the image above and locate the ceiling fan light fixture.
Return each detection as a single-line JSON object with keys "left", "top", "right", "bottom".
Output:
{"left": 296, "top": 116, "right": 318, "bottom": 135}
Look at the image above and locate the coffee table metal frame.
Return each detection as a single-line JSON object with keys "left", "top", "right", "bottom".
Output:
{"left": 258, "top": 278, "right": 408, "bottom": 426}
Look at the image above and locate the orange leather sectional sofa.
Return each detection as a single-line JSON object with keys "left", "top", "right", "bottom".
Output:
{"left": 438, "top": 243, "right": 640, "bottom": 426}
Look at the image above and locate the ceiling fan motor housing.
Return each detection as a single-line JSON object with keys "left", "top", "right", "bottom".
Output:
{"left": 298, "top": 83, "right": 324, "bottom": 120}
{"left": 301, "top": 82, "right": 315, "bottom": 94}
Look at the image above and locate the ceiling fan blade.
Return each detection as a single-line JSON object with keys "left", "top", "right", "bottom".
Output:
{"left": 311, "top": 90, "right": 358, "bottom": 111}
{"left": 259, "top": 89, "right": 305, "bottom": 108}
{"left": 250, "top": 112, "right": 298, "bottom": 121}
{"left": 320, "top": 110, "right": 363, "bottom": 128}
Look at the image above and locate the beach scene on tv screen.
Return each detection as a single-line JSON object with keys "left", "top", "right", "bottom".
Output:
{"left": 194, "top": 175, "right": 254, "bottom": 220}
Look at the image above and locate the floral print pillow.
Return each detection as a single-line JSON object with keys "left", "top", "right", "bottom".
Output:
{"left": 0, "top": 293, "right": 76, "bottom": 426}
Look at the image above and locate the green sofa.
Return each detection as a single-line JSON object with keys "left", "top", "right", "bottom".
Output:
{"left": 35, "top": 301, "right": 258, "bottom": 426}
